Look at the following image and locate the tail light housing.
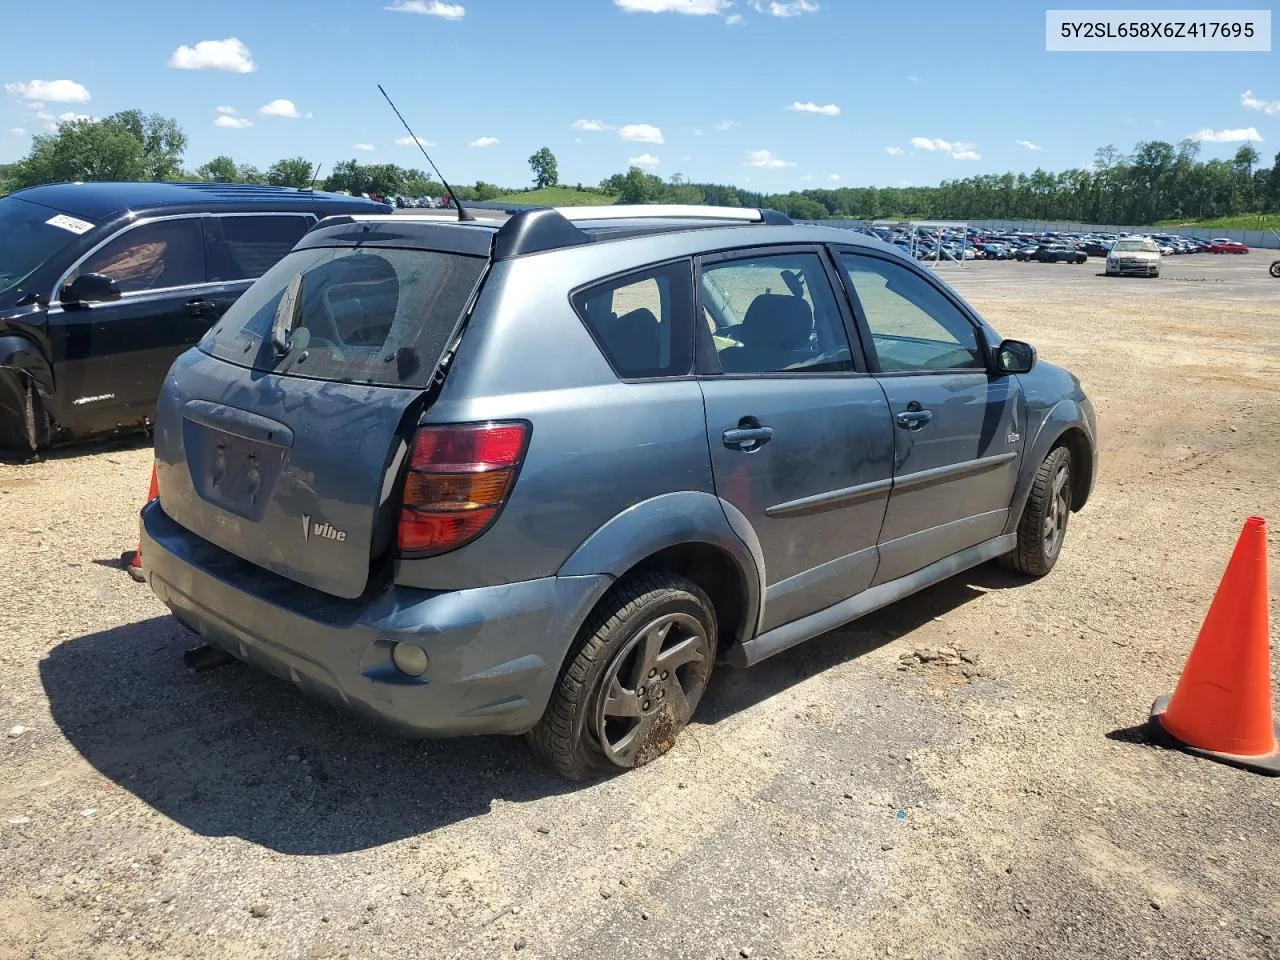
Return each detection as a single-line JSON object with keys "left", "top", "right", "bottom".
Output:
{"left": 397, "top": 421, "right": 530, "bottom": 556}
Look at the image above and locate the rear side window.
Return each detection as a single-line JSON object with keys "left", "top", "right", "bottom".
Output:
{"left": 571, "top": 260, "right": 694, "bottom": 379}
{"left": 201, "top": 246, "right": 487, "bottom": 388}
{"left": 214, "top": 215, "right": 312, "bottom": 281}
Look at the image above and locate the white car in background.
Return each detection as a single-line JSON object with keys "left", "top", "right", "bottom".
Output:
{"left": 1106, "top": 237, "right": 1162, "bottom": 278}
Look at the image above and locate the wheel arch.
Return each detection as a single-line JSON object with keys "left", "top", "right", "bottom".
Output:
{"left": 557, "top": 491, "right": 765, "bottom": 653}
{"left": 1005, "top": 400, "right": 1096, "bottom": 537}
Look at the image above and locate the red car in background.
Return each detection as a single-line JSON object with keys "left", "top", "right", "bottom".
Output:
{"left": 1205, "top": 238, "right": 1249, "bottom": 253}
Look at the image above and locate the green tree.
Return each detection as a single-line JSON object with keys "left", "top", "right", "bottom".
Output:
{"left": 616, "top": 166, "right": 656, "bottom": 204}
{"left": 197, "top": 155, "right": 240, "bottom": 182}
{"left": 11, "top": 118, "right": 147, "bottom": 188}
{"left": 266, "top": 156, "right": 316, "bottom": 188}
{"left": 472, "top": 180, "right": 502, "bottom": 201}
{"left": 108, "top": 110, "right": 187, "bottom": 180}
{"left": 528, "top": 146, "right": 558, "bottom": 189}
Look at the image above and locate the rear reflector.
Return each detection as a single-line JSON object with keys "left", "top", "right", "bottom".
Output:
{"left": 397, "top": 421, "right": 530, "bottom": 556}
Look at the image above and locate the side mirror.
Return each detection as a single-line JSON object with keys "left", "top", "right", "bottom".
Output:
{"left": 61, "top": 273, "right": 121, "bottom": 304}
{"left": 995, "top": 338, "right": 1037, "bottom": 374}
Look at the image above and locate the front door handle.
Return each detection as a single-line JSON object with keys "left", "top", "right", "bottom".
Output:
{"left": 185, "top": 298, "right": 213, "bottom": 316}
{"left": 723, "top": 425, "right": 774, "bottom": 452}
{"left": 895, "top": 409, "right": 933, "bottom": 430}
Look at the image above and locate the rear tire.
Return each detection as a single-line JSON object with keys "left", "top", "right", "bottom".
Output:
{"left": 1000, "top": 446, "right": 1072, "bottom": 577}
{"left": 527, "top": 573, "right": 716, "bottom": 780}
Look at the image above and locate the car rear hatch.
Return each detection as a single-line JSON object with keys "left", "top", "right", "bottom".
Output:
{"left": 152, "top": 219, "right": 493, "bottom": 599}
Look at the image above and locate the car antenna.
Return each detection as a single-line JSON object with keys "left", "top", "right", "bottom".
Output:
{"left": 377, "top": 83, "right": 473, "bottom": 221}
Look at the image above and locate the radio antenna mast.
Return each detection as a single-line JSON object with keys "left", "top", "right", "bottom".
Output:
{"left": 377, "top": 83, "right": 473, "bottom": 221}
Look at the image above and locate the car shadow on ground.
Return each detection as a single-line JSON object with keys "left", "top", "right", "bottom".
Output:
{"left": 0, "top": 431, "right": 152, "bottom": 465}
{"left": 41, "top": 562, "right": 1029, "bottom": 856}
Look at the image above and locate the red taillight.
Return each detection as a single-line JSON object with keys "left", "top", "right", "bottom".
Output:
{"left": 397, "top": 421, "right": 530, "bottom": 555}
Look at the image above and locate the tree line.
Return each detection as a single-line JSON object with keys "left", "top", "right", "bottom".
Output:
{"left": 3, "top": 109, "right": 1279, "bottom": 226}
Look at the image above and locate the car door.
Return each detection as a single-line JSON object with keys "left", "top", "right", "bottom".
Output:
{"left": 48, "top": 215, "right": 210, "bottom": 433}
{"left": 696, "top": 245, "right": 895, "bottom": 633}
{"left": 834, "top": 248, "right": 1024, "bottom": 586}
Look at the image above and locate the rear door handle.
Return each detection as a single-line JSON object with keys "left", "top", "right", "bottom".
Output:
{"left": 895, "top": 409, "right": 933, "bottom": 430}
{"left": 723, "top": 425, "right": 774, "bottom": 452}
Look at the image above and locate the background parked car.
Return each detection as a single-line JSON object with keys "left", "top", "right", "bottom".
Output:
{"left": 1031, "top": 243, "right": 1088, "bottom": 264}
{"left": 1205, "top": 238, "right": 1249, "bottom": 254}
{"left": 1106, "top": 237, "right": 1162, "bottom": 277}
{"left": 0, "top": 181, "right": 391, "bottom": 456}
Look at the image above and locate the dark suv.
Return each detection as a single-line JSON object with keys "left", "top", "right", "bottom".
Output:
{"left": 138, "top": 204, "right": 1097, "bottom": 779}
{"left": 0, "top": 181, "right": 390, "bottom": 454}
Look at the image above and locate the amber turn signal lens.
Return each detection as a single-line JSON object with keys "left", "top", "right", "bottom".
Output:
{"left": 403, "top": 469, "right": 513, "bottom": 510}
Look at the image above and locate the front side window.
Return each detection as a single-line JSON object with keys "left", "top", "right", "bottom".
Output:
{"left": 839, "top": 252, "right": 986, "bottom": 373}
{"left": 215, "top": 215, "right": 312, "bottom": 281}
{"left": 67, "top": 218, "right": 206, "bottom": 294}
{"left": 700, "top": 251, "right": 852, "bottom": 374}
{"left": 571, "top": 260, "right": 694, "bottom": 379}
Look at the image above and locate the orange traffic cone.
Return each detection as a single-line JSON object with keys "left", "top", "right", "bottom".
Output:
{"left": 120, "top": 462, "right": 159, "bottom": 583}
{"left": 1149, "top": 515, "right": 1279, "bottom": 775}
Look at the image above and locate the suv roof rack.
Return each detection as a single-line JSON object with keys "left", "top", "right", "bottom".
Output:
{"left": 557, "top": 204, "right": 792, "bottom": 225}
{"left": 491, "top": 205, "right": 793, "bottom": 260}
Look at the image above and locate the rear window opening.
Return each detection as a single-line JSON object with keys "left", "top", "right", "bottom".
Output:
{"left": 201, "top": 245, "right": 488, "bottom": 389}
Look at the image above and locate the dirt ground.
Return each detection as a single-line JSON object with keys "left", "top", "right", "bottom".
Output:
{"left": 2, "top": 252, "right": 1278, "bottom": 960}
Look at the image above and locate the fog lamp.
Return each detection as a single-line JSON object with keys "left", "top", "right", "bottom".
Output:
{"left": 391, "top": 642, "right": 429, "bottom": 677}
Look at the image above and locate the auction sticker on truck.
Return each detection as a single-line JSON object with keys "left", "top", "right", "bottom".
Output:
{"left": 46, "top": 214, "right": 95, "bottom": 235}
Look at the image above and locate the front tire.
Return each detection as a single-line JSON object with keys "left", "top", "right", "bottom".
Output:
{"left": 1000, "top": 446, "right": 1072, "bottom": 577}
{"left": 0, "top": 377, "right": 51, "bottom": 458}
{"left": 528, "top": 573, "right": 716, "bottom": 780}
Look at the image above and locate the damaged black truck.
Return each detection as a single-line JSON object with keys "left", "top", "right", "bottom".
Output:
{"left": 0, "top": 181, "right": 390, "bottom": 456}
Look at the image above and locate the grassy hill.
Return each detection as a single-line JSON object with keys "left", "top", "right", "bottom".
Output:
{"left": 487, "top": 186, "right": 618, "bottom": 207}
{"left": 1155, "top": 214, "right": 1280, "bottom": 230}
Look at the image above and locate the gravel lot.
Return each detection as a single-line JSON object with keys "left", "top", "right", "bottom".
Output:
{"left": 2, "top": 252, "right": 1278, "bottom": 960}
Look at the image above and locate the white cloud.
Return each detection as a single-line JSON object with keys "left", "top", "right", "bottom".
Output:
{"left": 1241, "top": 89, "right": 1280, "bottom": 115}
{"left": 168, "top": 38, "right": 256, "bottom": 73}
{"left": 788, "top": 101, "right": 840, "bottom": 116}
{"left": 258, "top": 99, "right": 311, "bottom": 119}
{"left": 899, "top": 179, "right": 911, "bottom": 186}
{"left": 1190, "top": 126, "right": 1263, "bottom": 143}
{"left": 714, "top": 119, "right": 739, "bottom": 131}
{"left": 395, "top": 134, "right": 435, "bottom": 147}
{"left": 215, "top": 115, "right": 253, "bottom": 128}
{"left": 215, "top": 105, "right": 238, "bottom": 116}
{"left": 4, "top": 79, "right": 90, "bottom": 103}
{"left": 907, "top": 75, "right": 922, "bottom": 82}
{"left": 726, "top": 12, "right": 744, "bottom": 24}
{"left": 827, "top": 173, "right": 841, "bottom": 181}
{"left": 615, "top": 0, "right": 730, "bottom": 13}
{"left": 1016, "top": 139, "right": 1042, "bottom": 151}
{"left": 469, "top": 136, "right": 500, "bottom": 147}
{"left": 386, "top": 0, "right": 465, "bottom": 18}
{"left": 58, "top": 111, "right": 93, "bottom": 123}
{"left": 910, "top": 136, "right": 981, "bottom": 159}
{"left": 629, "top": 153, "right": 661, "bottom": 168}
{"left": 750, "top": 0, "right": 819, "bottom": 15}
{"left": 619, "top": 123, "right": 664, "bottom": 144}
{"left": 801, "top": 174, "right": 814, "bottom": 181}
{"left": 352, "top": 143, "right": 375, "bottom": 151}
{"left": 744, "top": 149, "right": 795, "bottom": 169}
{"left": 884, "top": 146, "right": 904, "bottom": 156}
{"left": 693, "top": 128, "right": 704, "bottom": 136}
{"left": 571, "top": 119, "right": 613, "bottom": 132}
{"left": 8, "top": 127, "right": 25, "bottom": 136}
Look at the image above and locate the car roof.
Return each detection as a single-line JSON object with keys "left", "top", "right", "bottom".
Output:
{"left": 9, "top": 180, "right": 391, "bottom": 220}
{"left": 301, "top": 206, "right": 902, "bottom": 262}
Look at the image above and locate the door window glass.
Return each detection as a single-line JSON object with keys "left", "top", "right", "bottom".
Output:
{"left": 216, "top": 215, "right": 311, "bottom": 281}
{"left": 700, "top": 251, "right": 852, "bottom": 374}
{"left": 68, "top": 218, "right": 206, "bottom": 294}
{"left": 839, "top": 253, "right": 985, "bottom": 373}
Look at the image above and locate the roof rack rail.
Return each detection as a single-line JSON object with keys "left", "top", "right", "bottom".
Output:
{"left": 557, "top": 204, "right": 792, "bottom": 225}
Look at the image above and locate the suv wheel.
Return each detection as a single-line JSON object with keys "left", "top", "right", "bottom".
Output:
{"left": 1000, "top": 446, "right": 1072, "bottom": 577}
{"left": 1, "top": 377, "right": 51, "bottom": 458}
{"left": 528, "top": 573, "right": 716, "bottom": 780}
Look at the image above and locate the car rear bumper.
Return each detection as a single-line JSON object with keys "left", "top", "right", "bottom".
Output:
{"left": 140, "top": 500, "right": 611, "bottom": 737}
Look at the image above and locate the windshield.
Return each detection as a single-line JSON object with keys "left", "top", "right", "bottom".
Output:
{"left": 1113, "top": 239, "right": 1159, "bottom": 253}
{"left": 201, "top": 245, "right": 487, "bottom": 389}
{"left": 0, "top": 196, "right": 91, "bottom": 297}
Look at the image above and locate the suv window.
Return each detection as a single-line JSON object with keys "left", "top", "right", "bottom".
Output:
{"left": 67, "top": 218, "right": 206, "bottom": 295}
{"left": 700, "top": 251, "right": 852, "bottom": 374}
{"left": 201, "top": 246, "right": 487, "bottom": 389}
{"left": 215, "top": 215, "right": 312, "bottom": 282}
{"left": 839, "top": 252, "right": 986, "bottom": 373}
{"left": 571, "top": 260, "right": 694, "bottom": 379}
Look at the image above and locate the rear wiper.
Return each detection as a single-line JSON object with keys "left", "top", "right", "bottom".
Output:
{"left": 270, "top": 274, "right": 304, "bottom": 356}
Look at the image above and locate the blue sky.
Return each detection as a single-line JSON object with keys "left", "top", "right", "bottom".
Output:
{"left": 2, "top": 0, "right": 1276, "bottom": 191}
